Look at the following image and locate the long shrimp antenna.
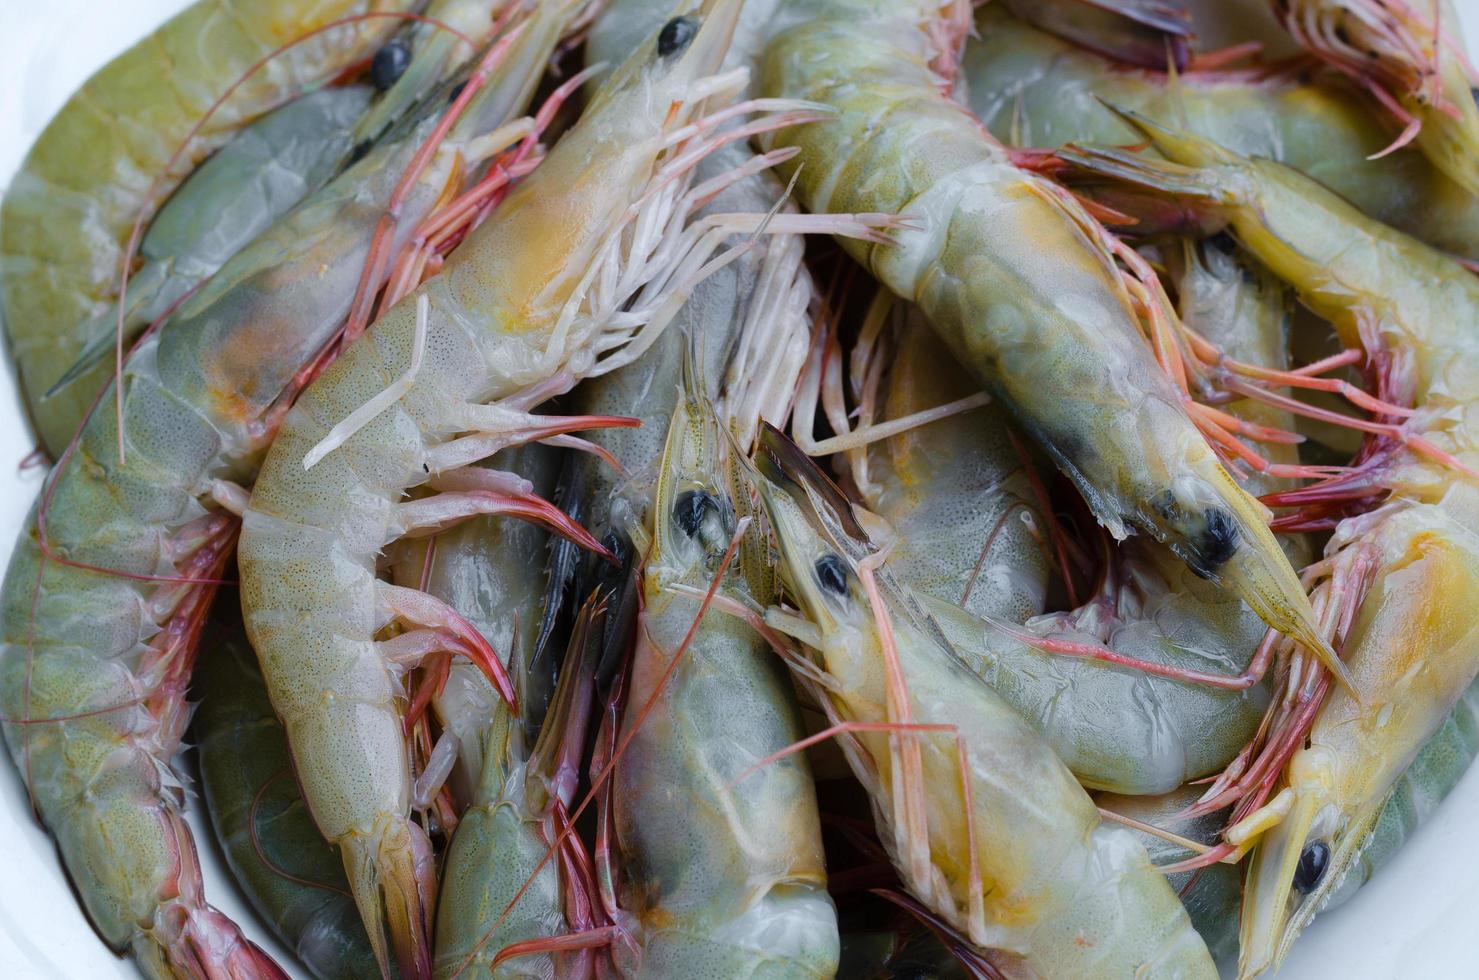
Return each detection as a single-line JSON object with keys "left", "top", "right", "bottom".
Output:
{"left": 1096, "top": 805, "right": 1214, "bottom": 857}
{"left": 855, "top": 549, "right": 934, "bottom": 898}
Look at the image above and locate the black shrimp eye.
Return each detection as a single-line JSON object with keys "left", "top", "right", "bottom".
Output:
{"left": 1189, "top": 506, "right": 1239, "bottom": 577}
{"left": 371, "top": 40, "right": 412, "bottom": 91}
{"left": 815, "top": 554, "right": 849, "bottom": 596}
{"left": 672, "top": 490, "right": 716, "bottom": 538}
{"left": 657, "top": 16, "right": 700, "bottom": 57}
{"left": 1293, "top": 841, "right": 1331, "bottom": 893}
{"left": 1206, "top": 230, "right": 1238, "bottom": 255}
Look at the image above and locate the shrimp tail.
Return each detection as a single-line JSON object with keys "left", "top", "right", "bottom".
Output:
{"left": 128, "top": 808, "right": 289, "bottom": 980}
{"left": 341, "top": 814, "right": 437, "bottom": 980}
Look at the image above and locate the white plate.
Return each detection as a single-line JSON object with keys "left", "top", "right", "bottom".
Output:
{"left": 1, "top": 1, "right": 1477, "bottom": 977}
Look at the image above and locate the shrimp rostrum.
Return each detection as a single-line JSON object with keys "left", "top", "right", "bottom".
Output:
{"left": 1059, "top": 110, "right": 1479, "bottom": 977}
{"left": 239, "top": 1, "right": 833, "bottom": 974}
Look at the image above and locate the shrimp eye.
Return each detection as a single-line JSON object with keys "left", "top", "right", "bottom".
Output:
{"left": 657, "top": 16, "right": 699, "bottom": 57}
{"left": 1206, "top": 230, "right": 1238, "bottom": 255}
{"left": 815, "top": 554, "right": 849, "bottom": 596}
{"left": 673, "top": 490, "right": 717, "bottom": 538}
{"left": 371, "top": 40, "right": 411, "bottom": 91}
{"left": 1191, "top": 506, "right": 1239, "bottom": 574}
{"left": 1293, "top": 841, "right": 1330, "bottom": 893}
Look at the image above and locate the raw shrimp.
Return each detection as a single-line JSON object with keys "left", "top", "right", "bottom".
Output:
{"left": 385, "top": 441, "right": 586, "bottom": 980}
{"left": 961, "top": 5, "right": 1479, "bottom": 261}
{"left": 533, "top": 15, "right": 844, "bottom": 962}
{"left": 1058, "top": 113, "right": 1479, "bottom": 977}
{"left": 0, "top": 0, "right": 418, "bottom": 456}
{"left": 853, "top": 235, "right": 1303, "bottom": 794}
{"left": 1271, "top": 0, "right": 1479, "bottom": 195}
{"left": 194, "top": 615, "right": 379, "bottom": 980}
{"left": 238, "top": 3, "right": 819, "bottom": 973}
{"left": 0, "top": 12, "right": 568, "bottom": 975}
{"left": 602, "top": 370, "right": 838, "bottom": 977}
{"left": 748, "top": 426, "right": 1217, "bottom": 976}
{"left": 440, "top": 9, "right": 850, "bottom": 965}
{"left": 757, "top": 0, "right": 1343, "bottom": 695}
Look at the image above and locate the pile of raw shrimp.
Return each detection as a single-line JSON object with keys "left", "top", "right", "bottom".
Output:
{"left": 3, "top": 0, "right": 1477, "bottom": 978}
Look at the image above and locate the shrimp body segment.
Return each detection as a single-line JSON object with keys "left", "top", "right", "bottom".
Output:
{"left": 0, "top": 0, "right": 418, "bottom": 456}
{"left": 195, "top": 617, "right": 379, "bottom": 980}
